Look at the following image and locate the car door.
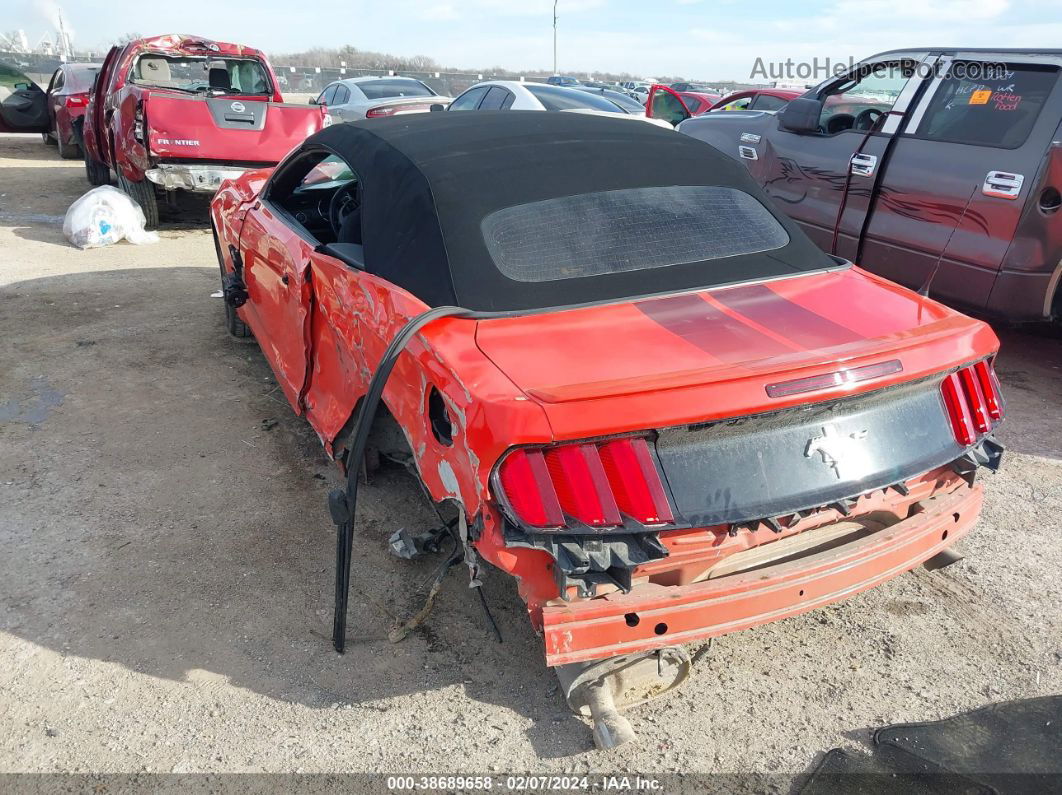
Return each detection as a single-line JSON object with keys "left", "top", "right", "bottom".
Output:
{"left": 858, "top": 58, "right": 1062, "bottom": 308}
{"left": 45, "top": 68, "right": 62, "bottom": 133}
{"left": 0, "top": 61, "right": 49, "bottom": 133}
{"left": 646, "top": 85, "right": 693, "bottom": 126}
{"left": 84, "top": 46, "right": 120, "bottom": 160}
{"left": 236, "top": 156, "right": 327, "bottom": 409}
{"left": 755, "top": 58, "right": 935, "bottom": 260}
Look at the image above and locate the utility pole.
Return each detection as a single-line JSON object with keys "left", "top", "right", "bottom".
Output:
{"left": 553, "top": 1, "right": 558, "bottom": 76}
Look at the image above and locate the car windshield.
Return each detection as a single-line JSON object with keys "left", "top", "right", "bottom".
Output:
{"left": 357, "top": 78, "right": 435, "bottom": 100}
{"left": 526, "top": 84, "right": 623, "bottom": 112}
{"left": 130, "top": 54, "right": 272, "bottom": 95}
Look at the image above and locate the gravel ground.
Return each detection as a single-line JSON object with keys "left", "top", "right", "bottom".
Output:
{"left": 1, "top": 133, "right": 1060, "bottom": 785}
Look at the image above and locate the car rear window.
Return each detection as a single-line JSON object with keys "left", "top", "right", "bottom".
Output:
{"left": 358, "top": 79, "right": 435, "bottom": 100}
{"left": 915, "top": 64, "right": 1058, "bottom": 148}
{"left": 64, "top": 66, "right": 99, "bottom": 93}
{"left": 481, "top": 185, "right": 790, "bottom": 283}
{"left": 526, "top": 84, "right": 623, "bottom": 112}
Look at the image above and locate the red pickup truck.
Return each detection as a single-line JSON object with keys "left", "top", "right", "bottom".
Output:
{"left": 80, "top": 34, "right": 326, "bottom": 229}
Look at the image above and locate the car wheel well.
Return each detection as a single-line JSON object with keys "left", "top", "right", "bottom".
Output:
{"left": 335, "top": 398, "right": 413, "bottom": 473}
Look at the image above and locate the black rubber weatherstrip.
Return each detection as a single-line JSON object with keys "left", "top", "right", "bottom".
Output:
{"left": 330, "top": 305, "right": 473, "bottom": 652}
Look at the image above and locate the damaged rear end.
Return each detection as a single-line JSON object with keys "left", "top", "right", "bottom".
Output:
{"left": 473, "top": 268, "right": 1004, "bottom": 668}
{"left": 141, "top": 93, "right": 326, "bottom": 191}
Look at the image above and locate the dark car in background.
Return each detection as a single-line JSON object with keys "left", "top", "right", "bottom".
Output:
{"left": 546, "top": 75, "right": 581, "bottom": 86}
{"left": 42, "top": 63, "right": 100, "bottom": 159}
{"left": 660, "top": 49, "right": 1062, "bottom": 325}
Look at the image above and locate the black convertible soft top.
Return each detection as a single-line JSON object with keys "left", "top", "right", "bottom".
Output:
{"left": 307, "top": 111, "right": 837, "bottom": 311}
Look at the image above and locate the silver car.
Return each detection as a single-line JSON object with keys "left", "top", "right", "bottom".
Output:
{"left": 312, "top": 76, "right": 451, "bottom": 120}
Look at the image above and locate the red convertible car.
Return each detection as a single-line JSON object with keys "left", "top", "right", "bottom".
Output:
{"left": 211, "top": 112, "right": 1004, "bottom": 747}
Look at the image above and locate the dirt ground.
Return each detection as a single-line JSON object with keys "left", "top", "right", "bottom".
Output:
{"left": 1, "top": 133, "right": 1061, "bottom": 784}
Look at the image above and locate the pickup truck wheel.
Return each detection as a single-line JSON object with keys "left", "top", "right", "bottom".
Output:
{"left": 56, "top": 134, "right": 82, "bottom": 160}
{"left": 83, "top": 153, "right": 110, "bottom": 186}
{"left": 117, "top": 173, "right": 159, "bottom": 231}
{"left": 212, "top": 226, "right": 252, "bottom": 339}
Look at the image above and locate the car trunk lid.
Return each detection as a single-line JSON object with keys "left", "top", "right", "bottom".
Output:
{"left": 146, "top": 93, "right": 325, "bottom": 163}
{"left": 473, "top": 267, "right": 996, "bottom": 435}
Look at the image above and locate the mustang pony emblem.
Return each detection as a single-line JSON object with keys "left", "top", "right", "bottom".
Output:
{"left": 805, "top": 424, "right": 869, "bottom": 480}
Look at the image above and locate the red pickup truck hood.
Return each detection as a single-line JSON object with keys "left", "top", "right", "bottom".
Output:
{"left": 146, "top": 93, "right": 325, "bottom": 164}
{"left": 474, "top": 267, "right": 998, "bottom": 438}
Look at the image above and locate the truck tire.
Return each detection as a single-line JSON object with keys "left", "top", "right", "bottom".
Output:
{"left": 212, "top": 224, "right": 252, "bottom": 339}
{"left": 83, "top": 152, "right": 110, "bottom": 186}
{"left": 57, "top": 133, "right": 82, "bottom": 160}
{"left": 117, "top": 173, "right": 159, "bottom": 231}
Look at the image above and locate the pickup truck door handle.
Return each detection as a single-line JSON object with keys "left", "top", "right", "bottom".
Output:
{"left": 983, "top": 171, "right": 1025, "bottom": 200}
{"left": 849, "top": 153, "right": 878, "bottom": 177}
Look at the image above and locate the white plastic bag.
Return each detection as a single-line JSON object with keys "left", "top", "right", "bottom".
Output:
{"left": 62, "top": 185, "right": 160, "bottom": 249}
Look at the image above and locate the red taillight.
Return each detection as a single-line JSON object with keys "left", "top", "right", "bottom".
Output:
{"left": 543, "top": 444, "right": 621, "bottom": 527}
{"left": 496, "top": 436, "right": 675, "bottom": 530}
{"left": 64, "top": 94, "right": 87, "bottom": 108}
{"left": 941, "top": 359, "right": 1004, "bottom": 446}
{"left": 598, "top": 438, "right": 675, "bottom": 524}
{"left": 498, "top": 449, "right": 564, "bottom": 528}
{"left": 973, "top": 360, "right": 1003, "bottom": 421}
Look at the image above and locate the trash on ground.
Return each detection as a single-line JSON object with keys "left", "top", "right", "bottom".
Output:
{"left": 62, "top": 186, "right": 160, "bottom": 250}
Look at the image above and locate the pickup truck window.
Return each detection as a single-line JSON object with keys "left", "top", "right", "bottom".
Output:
{"left": 130, "top": 55, "right": 271, "bottom": 95}
{"left": 914, "top": 64, "right": 1059, "bottom": 149}
{"left": 820, "top": 62, "right": 914, "bottom": 134}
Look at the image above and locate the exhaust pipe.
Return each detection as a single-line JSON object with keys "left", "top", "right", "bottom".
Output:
{"left": 923, "top": 548, "right": 964, "bottom": 571}
{"left": 554, "top": 647, "right": 692, "bottom": 750}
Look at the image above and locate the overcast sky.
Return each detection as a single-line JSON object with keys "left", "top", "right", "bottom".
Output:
{"left": 10, "top": 0, "right": 1062, "bottom": 81}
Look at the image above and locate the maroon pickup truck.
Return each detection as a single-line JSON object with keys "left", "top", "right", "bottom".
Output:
{"left": 654, "top": 49, "right": 1062, "bottom": 324}
{"left": 80, "top": 34, "right": 326, "bottom": 229}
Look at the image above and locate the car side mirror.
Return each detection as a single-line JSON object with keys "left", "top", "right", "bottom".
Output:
{"left": 429, "top": 103, "right": 446, "bottom": 112}
{"left": 308, "top": 97, "right": 317, "bottom": 104}
{"left": 778, "top": 97, "right": 823, "bottom": 133}
{"left": 14, "top": 82, "right": 30, "bottom": 91}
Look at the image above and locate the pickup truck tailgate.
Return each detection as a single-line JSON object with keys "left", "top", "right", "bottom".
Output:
{"left": 146, "top": 94, "right": 324, "bottom": 163}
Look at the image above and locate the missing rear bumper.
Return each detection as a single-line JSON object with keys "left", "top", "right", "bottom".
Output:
{"left": 541, "top": 483, "right": 983, "bottom": 666}
{"left": 145, "top": 163, "right": 247, "bottom": 192}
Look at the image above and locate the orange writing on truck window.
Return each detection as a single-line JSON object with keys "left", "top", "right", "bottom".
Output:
{"left": 969, "top": 89, "right": 992, "bottom": 105}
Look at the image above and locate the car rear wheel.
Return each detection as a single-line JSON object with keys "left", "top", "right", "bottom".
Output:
{"left": 56, "top": 133, "right": 81, "bottom": 160}
{"left": 212, "top": 225, "right": 252, "bottom": 339}
{"left": 117, "top": 172, "right": 159, "bottom": 231}
{"left": 83, "top": 152, "right": 110, "bottom": 186}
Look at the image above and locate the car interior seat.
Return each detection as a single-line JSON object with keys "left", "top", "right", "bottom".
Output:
{"left": 137, "top": 57, "right": 172, "bottom": 86}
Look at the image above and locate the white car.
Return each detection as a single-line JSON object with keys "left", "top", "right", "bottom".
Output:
{"left": 313, "top": 76, "right": 452, "bottom": 121}
{"left": 444, "top": 80, "right": 671, "bottom": 129}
